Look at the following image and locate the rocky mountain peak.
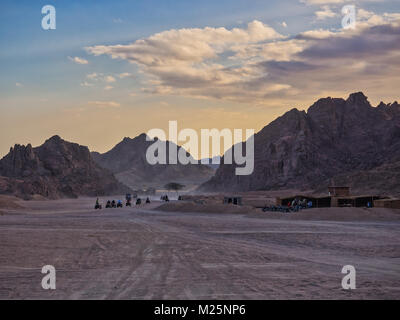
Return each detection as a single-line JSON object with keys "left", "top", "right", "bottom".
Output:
{"left": 346, "top": 92, "right": 370, "bottom": 107}
{"left": 307, "top": 96, "right": 345, "bottom": 116}
{"left": 92, "top": 133, "right": 215, "bottom": 190}
{"left": 47, "top": 134, "right": 62, "bottom": 141}
{"left": 0, "top": 143, "right": 39, "bottom": 178}
{"left": 122, "top": 137, "right": 133, "bottom": 143}
{"left": 0, "top": 137, "right": 131, "bottom": 199}
{"left": 390, "top": 101, "right": 399, "bottom": 108}
{"left": 201, "top": 92, "right": 400, "bottom": 194}
{"left": 377, "top": 101, "right": 387, "bottom": 109}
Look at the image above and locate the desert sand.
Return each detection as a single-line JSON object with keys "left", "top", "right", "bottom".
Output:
{"left": 0, "top": 196, "right": 399, "bottom": 299}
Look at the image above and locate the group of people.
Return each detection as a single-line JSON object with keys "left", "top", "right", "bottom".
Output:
{"left": 105, "top": 199, "right": 123, "bottom": 208}
{"left": 95, "top": 197, "right": 151, "bottom": 209}
{"left": 134, "top": 197, "right": 151, "bottom": 205}
{"left": 160, "top": 195, "right": 170, "bottom": 202}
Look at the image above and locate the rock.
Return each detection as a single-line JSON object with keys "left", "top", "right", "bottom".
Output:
{"left": 0, "top": 136, "right": 131, "bottom": 199}
{"left": 200, "top": 92, "right": 400, "bottom": 194}
{"left": 92, "top": 133, "right": 214, "bottom": 190}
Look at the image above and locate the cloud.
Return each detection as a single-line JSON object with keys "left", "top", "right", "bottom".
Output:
{"left": 315, "top": 6, "right": 337, "bottom": 20}
{"left": 232, "top": 39, "right": 306, "bottom": 61}
{"left": 86, "top": 21, "right": 285, "bottom": 102}
{"left": 297, "top": 29, "right": 336, "bottom": 39}
{"left": 299, "top": 24, "right": 400, "bottom": 60}
{"left": 104, "top": 75, "right": 116, "bottom": 83}
{"left": 15, "top": 82, "right": 23, "bottom": 87}
{"left": 86, "top": 73, "right": 98, "bottom": 80}
{"left": 118, "top": 72, "right": 132, "bottom": 78}
{"left": 68, "top": 56, "right": 89, "bottom": 65}
{"left": 82, "top": 73, "right": 118, "bottom": 88}
{"left": 86, "top": 20, "right": 283, "bottom": 65}
{"left": 258, "top": 19, "right": 400, "bottom": 101}
{"left": 281, "top": 21, "right": 288, "bottom": 28}
{"left": 301, "top": 0, "right": 383, "bottom": 5}
{"left": 80, "top": 81, "right": 93, "bottom": 87}
{"left": 358, "top": 8, "right": 375, "bottom": 20}
{"left": 88, "top": 101, "right": 120, "bottom": 108}
{"left": 85, "top": 13, "right": 400, "bottom": 105}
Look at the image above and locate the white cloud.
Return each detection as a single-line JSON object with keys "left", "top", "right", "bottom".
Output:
{"left": 298, "top": 29, "right": 337, "bottom": 39}
{"left": 80, "top": 81, "right": 93, "bottom": 87}
{"left": 88, "top": 101, "right": 120, "bottom": 108}
{"left": 86, "top": 21, "right": 284, "bottom": 102}
{"left": 233, "top": 39, "right": 306, "bottom": 61}
{"left": 104, "top": 75, "right": 116, "bottom": 83}
{"left": 86, "top": 73, "right": 98, "bottom": 80}
{"left": 86, "top": 20, "right": 283, "bottom": 66}
{"left": 82, "top": 73, "right": 118, "bottom": 88}
{"left": 301, "top": 0, "right": 383, "bottom": 5}
{"left": 315, "top": 6, "right": 337, "bottom": 20}
{"left": 104, "top": 85, "right": 114, "bottom": 90}
{"left": 68, "top": 56, "right": 89, "bottom": 65}
{"left": 118, "top": 72, "right": 132, "bottom": 78}
{"left": 15, "top": 82, "right": 23, "bottom": 87}
{"left": 358, "top": 8, "right": 375, "bottom": 20}
{"left": 85, "top": 14, "right": 400, "bottom": 104}
{"left": 384, "top": 13, "right": 400, "bottom": 21}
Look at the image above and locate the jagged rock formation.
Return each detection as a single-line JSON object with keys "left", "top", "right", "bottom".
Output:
{"left": 0, "top": 136, "right": 130, "bottom": 199}
{"left": 201, "top": 92, "right": 400, "bottom": 195}
{"left": 92, "top": 134, "right": 214, "bottom": 190}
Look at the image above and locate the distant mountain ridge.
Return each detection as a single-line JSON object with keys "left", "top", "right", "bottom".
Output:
{"left": 91, "top": 134, "right": 215, "bottom": 190}
{"left": 0, "top": 135, "right": 130, "bottom": 199}
{"left": 201, "top": 92, "right": 400, "bottom": 195}
{"left": 2, "top": 91, "right": 399, "bottom": 198}
{"left": 200, "top": 156, "right": 221, "bottom": 170}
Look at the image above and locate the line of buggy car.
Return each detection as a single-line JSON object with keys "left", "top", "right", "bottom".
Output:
{"left": 262, "top": 205, "right": 297, "bottom": 213}
{"left": 94, "top": 194, "right": 151, "bottom": 209}
{"left": 262, "top": 204, "right": 312, "bottom": 213}
{"left": 262, "top": 198, "right": 313, "bottom": 213}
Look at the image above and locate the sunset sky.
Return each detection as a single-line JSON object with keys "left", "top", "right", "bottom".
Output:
{"left": 1, "top": 0, "right": 399, "bottom": 157}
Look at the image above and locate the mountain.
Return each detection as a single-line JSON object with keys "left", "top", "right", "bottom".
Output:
{"left": 200, "top": 156, "right": 221, "bottom": 170}
{"left": 0, "top": 135, "right": 130, "bottom": 199}
{"left": 92, "top": 134, "right": 214, "bottom": 190}
{"left": 201, "top": 92, "right": 400, "bottom": 195}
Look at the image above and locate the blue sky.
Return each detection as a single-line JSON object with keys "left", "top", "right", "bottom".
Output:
{"left": 0, "top": 0, "right": 309, "bottom": 92}
{"left": 1, "top": 0, "right": 399, "bottom": 157}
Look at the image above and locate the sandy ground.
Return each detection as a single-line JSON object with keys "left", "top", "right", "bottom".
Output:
{"left": 0, "top": 197, "right": 399, "bottom": 300}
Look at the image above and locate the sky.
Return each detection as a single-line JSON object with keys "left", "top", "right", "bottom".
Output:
{"left": 1, "top": 0, "right": 400, "bottom": 158}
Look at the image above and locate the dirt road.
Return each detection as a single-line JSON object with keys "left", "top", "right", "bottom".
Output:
{"left": 0, "top": 198, "right": 399, "bottom": 299}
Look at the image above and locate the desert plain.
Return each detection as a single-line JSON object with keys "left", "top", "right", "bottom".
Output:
{"left": 0, "top": 195, "right": 399, "bottom": 300}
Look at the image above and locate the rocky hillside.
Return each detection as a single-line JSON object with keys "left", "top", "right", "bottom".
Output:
{"left": 201, "top": 92, "right": 400, "bottom": 195}
{"left": 0, "top": 136, "right": 130, "bottom": 199}
{"left": 92, "top": 134, "right": 214, "bottom": 190}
